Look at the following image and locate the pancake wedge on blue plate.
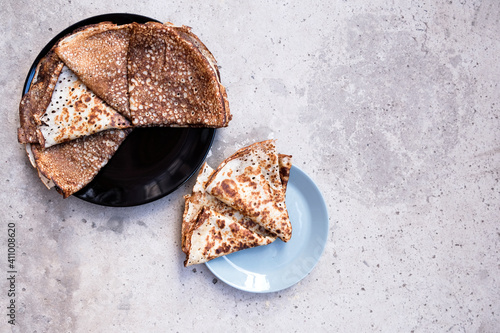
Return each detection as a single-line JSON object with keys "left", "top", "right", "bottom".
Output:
{"left": 182, "top": 143, "right": 292, "bottom": 266}
{"left": 205, "top": 140, "right": 293, "bottom": 242}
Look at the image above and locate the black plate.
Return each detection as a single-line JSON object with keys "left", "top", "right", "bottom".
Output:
{"left": 23, "top": 13, "right": 216, "bottom": 207}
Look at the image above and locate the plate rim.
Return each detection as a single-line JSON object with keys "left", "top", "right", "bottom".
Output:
{"left": 205, "top": 165, "right": 329, "bottom": 293}
{"left": 22, "top": 13, "right": 217, "bottom": 207}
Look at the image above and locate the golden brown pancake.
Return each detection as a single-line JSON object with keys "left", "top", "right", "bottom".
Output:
{"left": 18, "top": 49, "right": 64, "bottom": 145}
{"left": 183, "top": 207, "right": 275, "bottom": 266}
{"left": 278, "top": 153, "right": 292, "bottom": 192}
{"left": 205, "top": 140, "right": 293, "bottom": 242}
{"left": 181, "top": 162, "right": 277, "bottom": 256}
{"left": 55, "top": 23, "right": 132, "bottom": 116}
{"left": 29, "top": 129, "right": 131, "bottom": 198}
{"left": 127, "top": 22, "right": 231, "bottom": 127}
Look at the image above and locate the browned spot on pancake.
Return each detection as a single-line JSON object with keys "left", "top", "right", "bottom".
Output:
{"left": 74, "top": 100, "right": 88, "bottom": 113}
{"left": 216, "top": 218, "right": 225, "bottom": 229}
{"left": 204, "top": 235, "right": 215, "bottom": 253}
{"left": 229, "top": 222, "right": 240, "bottom": 233}
{"left": 213, "top": 230, "right": 222, "bottom": 241}
{"left": 87, "top": 107, "right": 102, "bottom": 126}
{"left": 221, "top": 179, "right": 237, "bottom": 198}
{"left": 215, "top": 242, "right": 230, "bottom": 254}
{"left": 280, "top": 166, "right": 290, "bottom": 180}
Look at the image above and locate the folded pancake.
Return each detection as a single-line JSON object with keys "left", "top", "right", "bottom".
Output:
{"left": 54, "top": 23, "right": 132, "bottom": 116}
{"left": 28, "top": 129, "right": 131, "bottom": 198}
{"left": 127, "top": 22, "right": 231, "bottom": 127}
{"left": 18, "top": 49, "right": 64, "bottom": 145}
{"left": 35, "top": 65, "right": 131, "bottom": 148}
{"left": 18, "top": 48, "right": 131, "bottom": 148}
{"left": 205, "top": 140, "right": 293, "bottom": 242}
{"left": 182, "top": 153, "right": 292, "bottom": 258}
{"left": 181, "top": 162, "right": 277, "bottom": 255}
{"left": 184, "top": 207, "right": 275, "bottom": 266}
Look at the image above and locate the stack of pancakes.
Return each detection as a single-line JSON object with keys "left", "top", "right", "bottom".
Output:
{"left": 181, "top": 140, "right": 293, "bottom": 266}
{"left": 17, "top": 21, "right": 231, "bottom": 198}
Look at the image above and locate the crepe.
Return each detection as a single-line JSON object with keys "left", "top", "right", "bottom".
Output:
{"left": 127, "top": 22, "right": 231, "bottom": 127}
{"left": 28, "top": 129, "right": 131, "bottom": 198}
{"left": 183, "top": 207, "right": 275, "bottom": 266}
{"left": 181, "top": 162, "right": 277, "bottom": 255}
{"left": 182, "top": 149, "right": 293, "bottom": 265}
{"left": 18, "top": 47, "right": 131, "bottom": 148}
{"left": 35, "top": 65, "right": 131, "bottom": 148}
{"left": 205, "top": 140, "right": 293, "bottom": 242}
{"left": 55, "top": 23, "right": 132, "bottom": 116}
{"left": 18, "top": 49, "right": 64, "bottom": 145}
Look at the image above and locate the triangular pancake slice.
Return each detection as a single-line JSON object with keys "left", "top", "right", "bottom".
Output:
{"left": 184, "top": 207, "right": 275, "bottom": 266}
{"left": 127, "top": 22, "right": 231, "bottom": 127}
{"left": 182, "top": 157, "right": 292, "bottom": 254}
{"left": 55, "top": 23, "right": 132, "bottom": 116}
{"left": 35, "top": 65, "right": 131, "bottom": 148}
{"left": 182, "top": 162, "right": 277, "bottom": 255}
{"left": 18, "top": 49, "right": 64, "bottom": 145}
{"left": 28, "top": 129, "right": 131, "bottom": 198}
{"left": 205, "top": 140, "right": 293, "bottom": 242}
{"left": 18, "top": 47, "right": 131, "bottom": 148}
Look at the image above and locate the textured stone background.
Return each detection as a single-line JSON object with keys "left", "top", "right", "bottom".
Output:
{"left": 1, "top": 0, "right": 499, "bottom": 332}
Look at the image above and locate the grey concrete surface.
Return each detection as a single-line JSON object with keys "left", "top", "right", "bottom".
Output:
{"left": 1, "top": 0, "right": 499, "bottom": 332}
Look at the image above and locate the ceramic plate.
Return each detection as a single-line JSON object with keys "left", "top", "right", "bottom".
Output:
{"left": 206, "top": 165, "right": 329, "bottom": 293}
{"left": 22, "top": 14, "right": 215, "bottom": 207}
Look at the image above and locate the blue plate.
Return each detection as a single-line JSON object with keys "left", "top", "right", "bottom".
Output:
{"left": 205, "top": 165, "right": 329, "bottom": 293}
